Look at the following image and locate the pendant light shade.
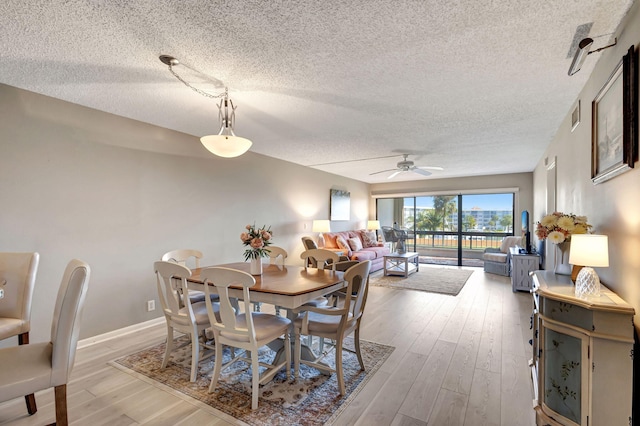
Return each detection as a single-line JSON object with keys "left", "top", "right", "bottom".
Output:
{"left": 200, "top": 134, "right": 252, "bottom": 158}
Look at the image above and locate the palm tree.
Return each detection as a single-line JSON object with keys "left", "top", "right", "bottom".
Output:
{"left": 433, "top": 196, "right": 457, "bottom": 231}
{"left": 490, "top": 214, "right": 499, "bottom": 231}
{"left": 416, "top": 210, "right": 443, "bottom": 246}
{"left": 500, "top": 215, "right": 513, "bottom": 232}
{"left": 463, "top": 215, "right": 476, "bottom": 231}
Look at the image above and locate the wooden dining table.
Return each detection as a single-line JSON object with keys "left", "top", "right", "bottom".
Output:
{"left": 187, "top": 262, "right": 345, "bottom": 310}
{"left": 187, "top": 262, "right": 346, "bottom": 368}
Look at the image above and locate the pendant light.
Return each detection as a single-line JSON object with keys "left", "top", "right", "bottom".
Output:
{"left": 160, "top": 55, "right": 252, "bottom": 158}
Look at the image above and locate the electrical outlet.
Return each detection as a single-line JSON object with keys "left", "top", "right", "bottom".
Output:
{"left": 147, "top": 300, "right": 155, "bottom": 312}
{"left": 0, "top": 289, "right": 4, "bottom": 299}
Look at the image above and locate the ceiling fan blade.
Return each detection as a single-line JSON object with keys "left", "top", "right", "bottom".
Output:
{"left": 417, "top": 166, "right": 444, "bottom": 171}
{"left": 387, "top": 170, "right": 402, "bottom": 179}
{"left": 369, "top": 168, "right": 398, "bottom": 176}
{"left": 412, "top": 168, "right": 432, "bottom": 177}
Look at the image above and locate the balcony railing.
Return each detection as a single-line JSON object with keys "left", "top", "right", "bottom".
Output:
{"left": 401, "top": 230, "right": 514, "bottom": 252}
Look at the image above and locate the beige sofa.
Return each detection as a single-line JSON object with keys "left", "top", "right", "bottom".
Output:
{"left": 322, "top": 230, "right": 390, "bottom": 273}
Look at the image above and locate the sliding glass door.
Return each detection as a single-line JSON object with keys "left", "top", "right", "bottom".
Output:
{"left": 376, "top": 192, "right": 514, "bottom": 266}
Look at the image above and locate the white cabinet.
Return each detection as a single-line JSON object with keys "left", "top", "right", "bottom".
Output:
{"left": 530, "top": 271, "right": 634, "bottom": 425}
{"left": 510, "top": 247, "right": 540, "bottom": 292}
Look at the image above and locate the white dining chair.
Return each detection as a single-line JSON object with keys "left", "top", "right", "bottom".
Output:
{"left": 201, "top": 266, "right": 291, "bottom": 410}
{"left": 300, "top": 248, "right": 339, "bottom": 271}
{"left": 0, "top": 251, "right": 40, "bottom": 414}
{"left": 161, "top": 249, "right": 219, "bottom": 305}
{"left": 0, "top": 259, "right": 90, "bottom": 426}
{"left": 293, "top": 260, "right": 371, "bottom": 395}
{"left": 154, "top": 261, "right": 218, "bottom": 382}
{"left": 298, "top": 249, "right": 343, "bottom": 350}
{"left": 259, "top": 246, "right": 288, "bottom": 315}
{"left": 161, "top": 249, "right": 202, "bottom": 269}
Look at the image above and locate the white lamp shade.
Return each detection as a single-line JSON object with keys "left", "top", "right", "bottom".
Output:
{"left": 367, "top": 220, "right": 381, "bottom": 230}
{"left": 200, "top": 135, "right": 252, "bottom": 158}
{"left": 312, "top": 220, "right": 331, "bottom": 233}
{"left": 569, "top": 234, "right": 609, "bottom": 267}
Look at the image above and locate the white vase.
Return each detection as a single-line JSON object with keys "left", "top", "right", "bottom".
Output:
{"left": 554, "top": 242, "right": 572, "bottom": 275}
{"left": 250, "top": 257, "right": 263, "bottom": 275}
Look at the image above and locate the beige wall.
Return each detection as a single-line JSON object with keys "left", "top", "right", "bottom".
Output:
{"left": 533, "top": 1, "right": 640, "bottom": 333}
{"left": 370, "top": 173, "right": 534, "bottom": 233}
{"left": 0, "top": 84, "right": 371, "bottom": 343}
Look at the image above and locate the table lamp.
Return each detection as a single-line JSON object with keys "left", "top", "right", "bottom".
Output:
{"left": 569, "top": 234, "right": 609, "bottom": 297}
{"left": 312, "top": 220, "right": 331, "bottom": 248}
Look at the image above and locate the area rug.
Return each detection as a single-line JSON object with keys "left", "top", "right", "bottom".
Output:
{"left": 109, "top": 336, "right": 394, "bottom": 426}
{"left": 370, "top": 267, "right": 474, "bottom": 296}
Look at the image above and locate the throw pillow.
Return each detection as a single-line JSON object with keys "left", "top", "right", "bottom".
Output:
{"left": 335, "top": 235, "right": 351, "bottom": 252}
{"left": 360, "top": 230, "right": 377, "bottom": 247}
{"left": 348, "top": 237, "right": 363, "bottom": 251}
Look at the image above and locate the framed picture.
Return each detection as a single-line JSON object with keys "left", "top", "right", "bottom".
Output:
{"left": 571, "top": 100, "right": 580, "bottom": 132}
{"left": 330, "top": 189, "right": 350, "bottom": 221}
{"left": 591, "top": 45, "right": 638, "bottom": 184}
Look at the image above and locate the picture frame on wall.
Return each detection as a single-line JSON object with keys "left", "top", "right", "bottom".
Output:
{"left": 330, "top": 189, "right": 350, "bottom": 221}
{"left": 591, "top": 45, "right": 637, "bottom": 184}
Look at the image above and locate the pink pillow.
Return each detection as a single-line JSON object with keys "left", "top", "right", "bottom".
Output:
{"left": 336, "top": 235, "right": 351, "bottom": 253}
{"left": 348, "top": 237, "right": 363, "bottom": 251}
{"left": 360, "top": 230, "right": 377, "bottom": 247}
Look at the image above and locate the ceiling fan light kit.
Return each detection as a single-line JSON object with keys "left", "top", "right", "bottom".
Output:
{"left": 159, "top": 55, "right": 252, "bottom": 158}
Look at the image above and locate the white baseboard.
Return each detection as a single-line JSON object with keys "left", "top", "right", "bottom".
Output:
{"left": 78, "top": 317, "right": 165, "bottom": 349}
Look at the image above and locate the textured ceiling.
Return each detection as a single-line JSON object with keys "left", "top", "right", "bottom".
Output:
{"left": 0, "top": 0, "right": 634, "bottom": 183}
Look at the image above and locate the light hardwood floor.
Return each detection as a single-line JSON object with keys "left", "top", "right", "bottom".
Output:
{"left": 0, "top": 267, "right": 536, "bottom": 425}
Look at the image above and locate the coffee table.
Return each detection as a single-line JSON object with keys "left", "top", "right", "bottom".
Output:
{"left": 383, "top": 252, "right": 419, "bottom": 277}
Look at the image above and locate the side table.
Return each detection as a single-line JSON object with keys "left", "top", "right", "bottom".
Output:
{"left": 509, "top": 247, "right": 540, "bottom": 292}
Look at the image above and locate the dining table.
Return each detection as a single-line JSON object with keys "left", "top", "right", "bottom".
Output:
{"left": 187, "top": 262, "right": 346, "bottom": 368}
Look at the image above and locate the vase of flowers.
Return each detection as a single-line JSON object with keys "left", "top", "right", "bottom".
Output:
{"left": 241, "top": 224, "right": 272, "bottom": 275}
{"left": 535, "top": 212, "right": 592, "bottom": 275}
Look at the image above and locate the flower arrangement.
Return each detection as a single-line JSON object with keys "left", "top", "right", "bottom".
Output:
{"left": 535, "top": 212, "right": 592, "bottom": 245}
{"left": 241, "top": 224, "right": 272, "bottom": 260}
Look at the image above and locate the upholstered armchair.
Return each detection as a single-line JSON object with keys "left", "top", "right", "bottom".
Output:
{"left": 483, "top": 236, "right": 522, "bottom": 276}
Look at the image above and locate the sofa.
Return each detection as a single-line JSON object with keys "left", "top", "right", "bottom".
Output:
{"left": 322, "top": 230, "right": 390, "bottom": 273}
{"left": 482, "top": 236, "right": 523, "bottom": 276}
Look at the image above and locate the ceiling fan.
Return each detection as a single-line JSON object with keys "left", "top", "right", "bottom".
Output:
{"left": 369, "top": 154, "right": 443, "bottom": 179}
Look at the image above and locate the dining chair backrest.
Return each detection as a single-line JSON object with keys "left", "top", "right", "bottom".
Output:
{"left": 301, "top": 236, "right": 318, "bottom": 250}
{"left": 342, "top": 260, "right": 371, "bottom": 320}
{"left": 154, "top": 261, "right": 195, "bottom": 325}
{"left": 201, "top": 267, "right": 257, "bottom": 343}
{"left": 50, "top": 259, "right": 90, "bottom": 385}
{"left": 301, "top": 237, "right": 319, "bottom": 267}
{"left": 300, "top": 249, "right": 339, "bottom": 271}
{"left": 0, "top": 252, "right": 40, "bottom": 341}
{"left": 267, "top": 246, "right": 287, "bottom": 265}
{"left": 161, "top": 249, "right": 202, "bottom": 269}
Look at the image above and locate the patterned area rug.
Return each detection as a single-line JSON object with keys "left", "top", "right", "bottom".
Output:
{"left": 370, "top": 267, "right": 474, "bottom": 296}
{"left": 109, "top": 336, "right": 394, "bottom": 425}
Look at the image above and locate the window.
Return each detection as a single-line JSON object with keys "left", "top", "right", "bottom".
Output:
{"left": 376, "top": 192, "right": 514, "bottom": 266}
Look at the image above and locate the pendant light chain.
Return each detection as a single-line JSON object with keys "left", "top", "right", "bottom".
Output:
{"left": 167, "top": 63, "right": 228, "bottom": 100}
